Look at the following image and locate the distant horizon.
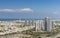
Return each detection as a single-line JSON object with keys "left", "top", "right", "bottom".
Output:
{"left": 0, "top": 17, "right": 60, "bottom": 20}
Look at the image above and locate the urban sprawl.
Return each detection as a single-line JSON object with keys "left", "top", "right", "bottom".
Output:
{"left": 0, "top": 17, "right": 60, "bottom": 38}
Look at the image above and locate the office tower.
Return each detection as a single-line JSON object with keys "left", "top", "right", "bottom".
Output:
{"left": 34, "top": 20, "right": 44, "bottom": 31}
{"left": 40, "top": 20, "right": 45, "bottom": 31}
{"left": 44, "top": 17, "right": 52, "bottom": 32}
{"left": 36, "top": 20, "right": 40, "bottom": 31}
{"left": 35, "top": 20, "right": 39, "bottom": 31}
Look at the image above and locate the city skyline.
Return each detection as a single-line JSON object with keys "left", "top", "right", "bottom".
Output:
{"left": 0, "top": 0, "right": 60, "bottom": 19}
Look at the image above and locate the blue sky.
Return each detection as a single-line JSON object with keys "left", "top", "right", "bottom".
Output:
{"left": 0, "top": 0, "right": 60, "bottom": 19}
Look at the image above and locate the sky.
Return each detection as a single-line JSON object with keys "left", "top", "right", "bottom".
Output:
{"left": 0, "top": 0, "right": 60, "bottom": 19}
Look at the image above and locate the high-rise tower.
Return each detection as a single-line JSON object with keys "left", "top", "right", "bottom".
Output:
{"left": 44, "top": 17, "right": 52, "bottom": 32}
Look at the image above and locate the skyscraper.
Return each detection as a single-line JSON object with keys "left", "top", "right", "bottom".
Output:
{"left": 44, "top": 17, "right": 52, "bottom": 32}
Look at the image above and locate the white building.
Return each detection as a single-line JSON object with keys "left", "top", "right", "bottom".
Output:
{"left": 44, "top": 17, "right": 52, "bottom": 32}
{"left": 34, "top": 20, "right": 44, "bottom": 31}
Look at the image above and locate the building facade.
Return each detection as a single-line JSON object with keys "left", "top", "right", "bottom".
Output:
{"left": 44, "top": 17, "right": 52, "bottom": 32}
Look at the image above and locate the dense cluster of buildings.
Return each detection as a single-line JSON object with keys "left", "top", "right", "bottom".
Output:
{"left": 0, "top": 17, "right": 60, "bottom": 32}
{"left": 23, "top": 17, "right": 60, "bottom": 32}
{"left": 36, "top": 17, "right": 60, "bottom": 32}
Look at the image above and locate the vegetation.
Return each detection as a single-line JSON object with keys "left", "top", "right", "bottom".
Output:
{"left": 21, "top": 28, "right": 60, "bottom": 38}
{"left": 22, "top": 28, "right": 42, "bottom": 38}
{"left": 0, "top": 30, "right": 3, "bottom": 32}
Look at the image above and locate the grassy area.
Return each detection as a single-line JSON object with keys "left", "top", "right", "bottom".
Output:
{"left": 46, "top": 31, "right": 59, "bottom": 37}
{"left": 21, "top": 28, "right": 60, "bottom": 38}
{"left": 22, "top": 28, "right": 42, "bottom": 38}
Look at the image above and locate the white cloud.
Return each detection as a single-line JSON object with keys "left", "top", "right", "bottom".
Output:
{"left": 20, "top": 8, "right": 33, "bottom": 12}
{"left": 0, "top": 9, "right": 16, "bottom": 12}
{"left": 0, "top": 8, "right": 33, "bottom": 13}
